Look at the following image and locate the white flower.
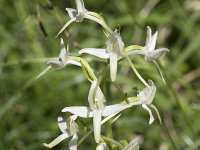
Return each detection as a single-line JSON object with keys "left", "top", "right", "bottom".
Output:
{"left": 127, "top": 26, "right": 169, "bottom": 61}
{"left": 47, "top": 38, "right": 81, "bottom": 69}
{"left": 57, "top": 0, "right": 113, "bottom": 36}
{"left": 137, "top": 80, "right": 161, "bottom": 124}
{"left": 79, "top": 30, "right": 124, "bottom": 81}
{"left": 62, "top": 80, "right": 142, "bottom": 143}
{"left": 61, "top": 80, "right": 160, "bottom": 144}
{"left": 43, "top": 115, "right": 79, "bottom": 150}
{"left": 123, "top": 137, "right": 139, "bottom": 150}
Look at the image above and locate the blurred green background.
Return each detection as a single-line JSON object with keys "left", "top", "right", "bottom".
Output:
{"left": 0, "top": 0, "right": 200, "bottom": 149}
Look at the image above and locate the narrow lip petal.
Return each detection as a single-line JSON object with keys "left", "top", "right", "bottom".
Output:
{"left": 79, "top": 48, "right": 109, "bottom": 59}
{"left": 85, "top": 14, "right": 113, "bottom": 34}
{"left": 109, "top": 52, "right": 118, "bottom": 81}
{"left": 150, "top": 104, "right": 162, "bottom": 125}
{"left": 58, "top": 116, "right": 67, "bottom": 133}
{"left": 69, "top": 133, "right": 78, "bottom": 150}
{"left": 142, "top": 104, "right": 154, "bottom": 124}
{"left": 149, "top": 31, "right": 158, "bottom": 51}
{"left": 43, "top": 133, "right": 70, "bottom": 148}
{"left": 93, "top": 110, "right": 102, "bottom": 143}
{"left": 62, "top": 106, "right": 93, "bottom": 118}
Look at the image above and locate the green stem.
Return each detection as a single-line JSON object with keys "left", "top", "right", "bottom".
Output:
{"left": 101, "top": 135, "right": 124, "bottom": 149}
{"left": 125, "top": 55, "right": 149, "bottom": 87}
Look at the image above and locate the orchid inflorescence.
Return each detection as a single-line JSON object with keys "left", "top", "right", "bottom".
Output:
{"left": 42, "top": 0, "right": 169, "bottom": 149}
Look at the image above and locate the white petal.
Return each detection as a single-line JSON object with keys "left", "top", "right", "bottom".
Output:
{"left": 56, "top": 18, "right": 75, "bottom": 37}
{"left": 88, "top": 81, "right": 97, "bottom": 109}
{"left": 116, "top": 32, "right": 125, "bottom": 53}
{"left": 149, "top": 31, "right": 158, "bottom": 51}
{"left": 145, "top": 48, "right": 169, "bottom": 61}
{"left": 66, "top": 59, "right": 81, "bottom": 66}
{"left": 102, "top": 101, "right": 142, "bottom": 116}
{"left": 62, "top": 106, "right": 93, "bottom": 118}
{"left": 109, "top": 52, "right": 118, "bottom": 81}
{"left": 59, "top": 38, "right": 68, "bottom": 63}
{"left": 137, "top": 80, "right": 156, "bottom": 105}
{"left": 76, "top": 0, "right": 87, "bottom": 13}
{"left": 145, "top": 26, "right": 152, "bottom": 50}
{"left": 79, "top": 48, "right": 109, "bottom": 59}
{"left": 142, "top": 104, "right": 154, "bottom": 124}
{"left": 150, "top": 104, "right": 162, "bottom": 125}
{"left": 58, "top": 117, "right": 67, "bottom": 133}
{"left": 69, "top": 134, "right": 78, "bottom": 150}
{"left": 93, "top": 110, "right": 102, "bottom": 143}
{"left": 96, "top": 143, "right": 109, "bottom": 150}
{"left": 88, "top": 81, "right": 106, "bottom": 110}
{"left": 85, "top": 14, "right": 113, "bottom": 34}
{"left": 43, "top": 133, "right": 70, "bottom": 148}
{"left": 66, "top": 8, "right": 78, "bottom": 19}
{"left": 47, "top": 60, "right": 65, "bottom": 69}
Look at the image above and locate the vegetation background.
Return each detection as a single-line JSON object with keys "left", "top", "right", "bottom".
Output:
{"left": 0, "top": 0, "right": 200, "bottom": 149}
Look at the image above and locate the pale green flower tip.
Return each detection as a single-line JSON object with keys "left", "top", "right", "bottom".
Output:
{"left": 60, "top": 38, "right": 64, "bottom": 45}
{"left": 149, "top": 116, "right": 154, "bottom": 125}
{"left": 96, "top": 143, "right": 109, "bottom": 150}
{"left": 95, "top": 136, "right": 101, "bottom": 143}
{"left": 43, "top": 143, "right": 52, "bottom": 148}
{"left": 111, "top": 74, "right": 116, "bottom": 82}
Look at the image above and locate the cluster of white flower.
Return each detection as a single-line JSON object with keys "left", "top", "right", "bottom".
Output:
{"left": 43, "top": 0, "right": 169, "bottom": 149}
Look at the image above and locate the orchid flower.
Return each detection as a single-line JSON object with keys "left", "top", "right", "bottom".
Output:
{"left": 57, "top": 0, "right": 113, "bottom": 36}
{"left": 79, "top": 30, "right": 124, "bottom": 81}
{"left": 62, "top": 81, "right": 143, "bottom": 143}
{"left": 47, "top": 38, "right": 81, "bottom": 69}
{"left": 62, "top": 80, "right": 160, "bottom": 143}
{"left": 43, "top": 115, "right": 79, "bottom": 150}
{"left": 127, "top": 26, "right": 169, "bottom": 61}
{"left": 122, "top": 137, "right": 139, "bottom": 150}
{"left": 137, "top": 80, "right": 161, "bottom": 124}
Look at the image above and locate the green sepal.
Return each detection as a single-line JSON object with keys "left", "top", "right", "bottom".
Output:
{"left": 87, "top": 11, "right": 110, "bottom": 37}
{"left": 79, "top": 58, "right": 97, "bottom": 82}
{"left": 127, "top": 96, "right": 139, "bottom": 102}
{"left": 124, "top": 45, "right": 143, "bottom": 52}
